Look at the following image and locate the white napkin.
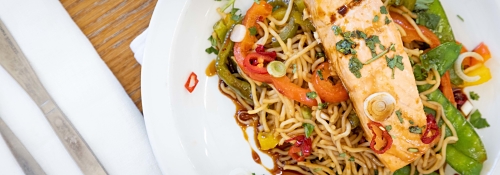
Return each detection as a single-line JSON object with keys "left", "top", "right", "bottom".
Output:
{"left": 130, "top": 28, "right": 149, "bottom": 65}
{"left": 0, "top": 0, "right": 161, "bottom": 174}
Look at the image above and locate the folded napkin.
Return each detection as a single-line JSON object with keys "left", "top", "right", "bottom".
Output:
{"left": 130, "top": 28, "right": 149, "bottom": 65}
{"left": 0, "top": 0, "right": 161, "bottom": 174}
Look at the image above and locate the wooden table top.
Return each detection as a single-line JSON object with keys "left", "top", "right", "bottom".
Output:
{"left": 60, "top": 0, "right": 158, "bottom": 112}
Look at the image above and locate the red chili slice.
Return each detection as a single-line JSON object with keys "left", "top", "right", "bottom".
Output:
{"left": 367, "top": 122, "right": 393, "bottom": 154}
{"left": 255, "top": 44, "right": 277, "bottom": 58}
{"left": 243, "top": 52, "right": 275, "bottom": 74}
{"left": 421, "top": 114, "right": 440, "bottom": 144}
{"left": 285, "top": 135, "right": 312, "bottom": 162}
{"left": 184, "top": 72, "right": 199, "bottom": 93}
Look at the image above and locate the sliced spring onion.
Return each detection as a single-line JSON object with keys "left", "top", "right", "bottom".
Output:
{"left": 408, "top": 148, "right": 419, "bottom": 152}
{"left": 230, "top": 24, "right": 247, "bottom": 42}
{"left": 454, "top": 52, "right": 484, "bottom": 82}
{"left": 267, "top": 61, "right": 286, "bottom": 77}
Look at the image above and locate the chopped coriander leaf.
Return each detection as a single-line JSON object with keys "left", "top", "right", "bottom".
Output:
{"left": 306, "top": 91, "right": 318, "bottom": 99}
{"left": 469, "top": 110, "right": 490, "bottom": 129}
{"left": 230, "top": 8, "right": 242, "bottom": 21}
{"left": 373, "top": 15, "right": 379, "bottom": 22}
{"left": 416, "top": 12, "right": 441, "bottom": 30}
{"left": 354, "top": 30, "right": 367, "bottom": 39}
{"left": 248, "top": 27, "right": 258, "bottom": 36}
{"left": 292, "top": 64, "right": 297, "bottom": 73}
{"left": 303, "top": 123, "right": 315, "bottom": 138}
{"left": 409, "top": 126, "right": 422, "bottom": 134}
{"left": 336, "top": 39, "right": 356, "bottom": 55}
{"left": 379, "top": 44, "right": 386, "bottom": 50}
{"left": 385, "top": 16, "right": 392, "bottom": 24}
{"left": 457, "top": 15, "right": 464, "bottom": 22}
{"left": 396, "top": 110, "right": 403, "bottom": 123}
{"left": 349, "top": 156, "right": 355, "bottom": 161}
{"left": 386, "top": 54, "right": 404, "bottom": 78}
{"left": 365, "top": 35, "right": 381, "bottom": 55}
{"left": 339, "top": 153, "right": 346, "bottom": 157}
{"left": 319, "top": 103, "right": 328, "bottom": 109}
{"left": 208, "top": 35, "right": 217, "bottom": 47}
{"left": 253, "top": 0, "right": 260, "bottom": 4}
{"left": 317, "top": 52, "right": 325, "bottom": 58}
{"left": 413, "top": 64, "right": 428, "bottom": 81}
{"left": 409, "top": 120, "right": 414, "bottom": 125}
{"left": 205, "top": 47, "right": 218, "bottom": 55}
{"left": 385, "top": 125, "right": 392, "bottom": 132}
{"left": 470, "top": 91, "right": 480, "bottom": 100}
{"left": 349, "top": 56, "right": 363, "bottom": 78}
{"left": 374, "top": 170, "right": 379, "bottom": 175}
{"left": 317, "top": 70, "right": 324, "bottom": 80}
{"left": 380, "top": 6, "right": 388, "bottom": 14}
{"left": 332, "top": 25, "right": 342, "bottom": 35}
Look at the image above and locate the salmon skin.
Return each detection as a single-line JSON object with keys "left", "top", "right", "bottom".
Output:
{"left": 304, "top": 0, "right": 430, "bottom": 171}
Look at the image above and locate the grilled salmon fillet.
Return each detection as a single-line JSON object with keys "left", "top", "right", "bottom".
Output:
{"left": 304, "top": 0, "right": 430, "bottom": 171}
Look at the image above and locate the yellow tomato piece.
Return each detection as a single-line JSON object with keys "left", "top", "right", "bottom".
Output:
{"left": 257, "top": 131, "right": 279, "bottom": 150}
{"left": 463, "top": 65, "right": 492, "bottom": 86}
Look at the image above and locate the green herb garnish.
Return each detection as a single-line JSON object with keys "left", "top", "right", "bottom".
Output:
{"left": 409, "top": 120, "right": 415, "bottom": 125}
{"left": 317, "top": 70, "right": 324, "bottom": 80}
{"left": 470, "top": 91, "right": 480, "bottom": 100}
{"left": 380, "top": 6, "right": 388, "bottom": 14}
{"left": 303, "top": 123, "right": 315, "bottom": 138}
{"left": 317, "top": 52, "right": 325, "bottom": 58}
{"left": 364, "top": 43, "right": 395, "bottom": 65}
{"left": 409, "top": 126, "right": 422, "bottom": 134}
{"left": 318, "top": 103, "right": 328, "bottom": 109}
{"left": 336, "top": 39, "right": 356, "bottom": 55}
{"left": 396, "top": 110, "right": 403, "bottom": 123}
{"left": 386, "top": 55, "right": 404, "bottom": 78}
{"left": 340, "top": 153, "right": 346, "bottom": 157}
{"left": 457, "top": 15, "right": 464, "bottom": 22}
{"left": 416, "top": 12, "right": 441, "bottom": 30}
{"left": 332, "top": 25, "right": 342, "bottom": 35}
{"left": 306, "top": 91, "right": 318, "bottom": 99}
{"left": 469, "top": 110, "right": 490, "bottom": 129}
{"left": 205, "top": 47, "right": 218, "bottom": 55}
{"left": 253, "top": 0, "right": 260, "bottom": 4}
{"left": 349, "top": 56, "right": 363, "bottom": 78}
{"left": 349, "top": 156, "right": 355, "bottom": 161}
{"left": 373, "top": 15, "right": 379, "bottom": 22}
{"left": 292, "top": 64, "right": 297, "bottom": 73}
{"left": 385, "top": 16, "right": 392, "bottom": 24}
{"left": 249, "top": 27, "right": 257, "bottom": 36}
{"left": 385, "top": 125, "right": 392, "bottom": 132}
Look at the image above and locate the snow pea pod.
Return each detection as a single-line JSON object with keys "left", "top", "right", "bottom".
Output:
{"left": 419, "top": 42, "right": 461, "bottom": 76}
{"left": 393, "top": 165, "right": 438, "bottom": 175}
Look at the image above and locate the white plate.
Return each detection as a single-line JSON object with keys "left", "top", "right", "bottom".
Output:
{"left": 142, "top": 0, "right": 500, "bottom": 174}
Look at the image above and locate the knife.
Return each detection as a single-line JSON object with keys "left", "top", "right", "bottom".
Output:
{"left": 0, "top": 117, "right": 46, "bottom": 175}
{"left": 0, "top": 19, "right": 107, "bottom": 174}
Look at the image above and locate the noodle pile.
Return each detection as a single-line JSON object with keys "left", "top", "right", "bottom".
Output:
{"left": 217, "top": 2, "right": 458, "bottom": 175}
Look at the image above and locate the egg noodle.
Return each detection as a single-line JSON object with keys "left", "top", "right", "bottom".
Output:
{"left": 215, "top": 1, "right": 459, "bottom": 174}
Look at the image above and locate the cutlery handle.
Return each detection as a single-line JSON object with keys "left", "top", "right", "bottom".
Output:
{"left": 0, "top": 20, "right": 107, "bottom": 175}
{"left": 0, "top": 117, "right": 46, "bottom": 175}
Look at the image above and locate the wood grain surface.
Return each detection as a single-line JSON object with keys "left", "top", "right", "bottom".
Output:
{"left": 60, "top": 0, "right": 158, "bottom": 112}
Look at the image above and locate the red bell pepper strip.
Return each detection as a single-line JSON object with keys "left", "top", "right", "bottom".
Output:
{"left": 311, "top": 63, "right": 349, "bottom": 103}
{"left": 233, "top": 0, "right": 317, "bottom": 106}
{"left": 184, "top": 72, "right": 199, "bottom": 93}
{"left": 367, "top": 122, "right": 393, "bottom": 154}
{"left": 286, "top": 135, "right": 312, "bottom": 162}
{"left": 243, "top": 52, "right": 275, "bottom": 74}
{"left": 390, "top": 12, "right": 441, "bottom": 48}
{"left": 421, "top": 114, "right": 440, "bottom": 144}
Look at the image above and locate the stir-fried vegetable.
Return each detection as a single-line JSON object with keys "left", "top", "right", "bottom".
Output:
{"left": 311, "top": 63, "right": 349, "bottom": 103}
{"left": 367, "top": 122, "right": 393, "bottom": 154}
{"left": 257, "top": 131, "right": 279, "bottom": 150}
{"left": 286, "top": 135, "right": 312, "bottom": 161}
{"left": 393, "top": 165, "right": 438, "bottom": 175}
{"left": 419, "top": 42, "right": 461, "bottom": 75}
{"left": 267, "top": 61, "right": 286, "bottom": 77}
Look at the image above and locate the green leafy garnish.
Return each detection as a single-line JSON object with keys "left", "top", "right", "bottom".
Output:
{"left": 413, "top": 64, "right": 428, "bottom": 81}
{"left": 313, "top": 168, "right": 322, "bottom": 172}
{"left": 374, "top": 170, "right": 379, "bottom": 175}
{"left": 365, "top": 35, "right": 381, "bottom": 56}
{"left": 349, "top": 156, "right": 355, "bottom": 161}
{"left": 317, "top": 52, "right": 325, "bottom": 58}
{"left": 385, "top": 125, "right": 392, "bottom": 132}
{"left": 336, "top": 39, "right": 357, "bottom": 55}
{"left": 208, "top": 35, "right": 217, "bottom": 47}
{"left": 205, "top": 47, "right": 218, "bottom": 55}
{"left": 414, "top": 0, "right": 434, "bottom": 11}
{"left": 385, "top": 16, "right": 392, "bottom": 24}
{"left": 317, "top": 70, "right": 324, "bottom": 80}
{"left": 253, "top": 0, "right": 260, "bottom": 4}
{"left": 249, "top": 27, "right": 257, "bottom": 36}
{"left": 469, "top": 110, "right": 490, "bottom": 129}
{"left": 416, "top": 12, "right": 441, "bottom": 30}
{"left": 318, "top": 103, "right": 328, "bottom": 109}
{"left": 457, "top": 15, "right": 464, "bottom": 22}
{"left": 303, "top": 123, "right": 315, "bottom": 138}
{"left": 292, "top": 64, "right": 297, "bottom": 73}
{"left": 306, "top": 91, "right": 318, "bottom": 99}
{"left": 396, "top": 110, "right": 403, "bottom": 123}
{"left": 332, "top": 25, "right": 342, "bottom": 35}
{"left": 373, "top": 15, "right": 379, "bottom": 22}
{"left": 470, "top": 91, "right": 480, "bottom": 100}
{"left": 380, "top": 6, "right": 388, "bottom": 14}
{"left": 230, "top": 8, "right": 242, "bottom": 21}
{"left": 349, "top": 56, "right": 363, "bottom": 78}
{"left": 364, "top": 44, "right": 395, "bottom": 65}
{"left": 409, "top": 120, "right": 415, "bottom": 125}
{"left": 409, "top": 126, "right": 422, "bottom": 134}
{"left": 386, "top": 55, "right": 404, "bottom": 78}
{"left": 339, "top": 153, "right": 346, "bottom": 157}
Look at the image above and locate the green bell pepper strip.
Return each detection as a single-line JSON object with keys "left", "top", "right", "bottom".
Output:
{"left": 271, "top": 16, "right": 298, "bottom": 47}
{"left": 419, "top": 42, "right": 461, "bottom": 76}
{"left": 387, "top": 0, "right": 417, "bottom": 11}
{"left": 291, "top": 10, "right": 316, "bottom": 32}
{"left": 446, "top": 145, "right": 483, "bottom": 175}
{"left": 215, "top": 38, "right": 253, "bottom": 103}
{"left": 213, "top": 20, "right": 228, "bottom": 44}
